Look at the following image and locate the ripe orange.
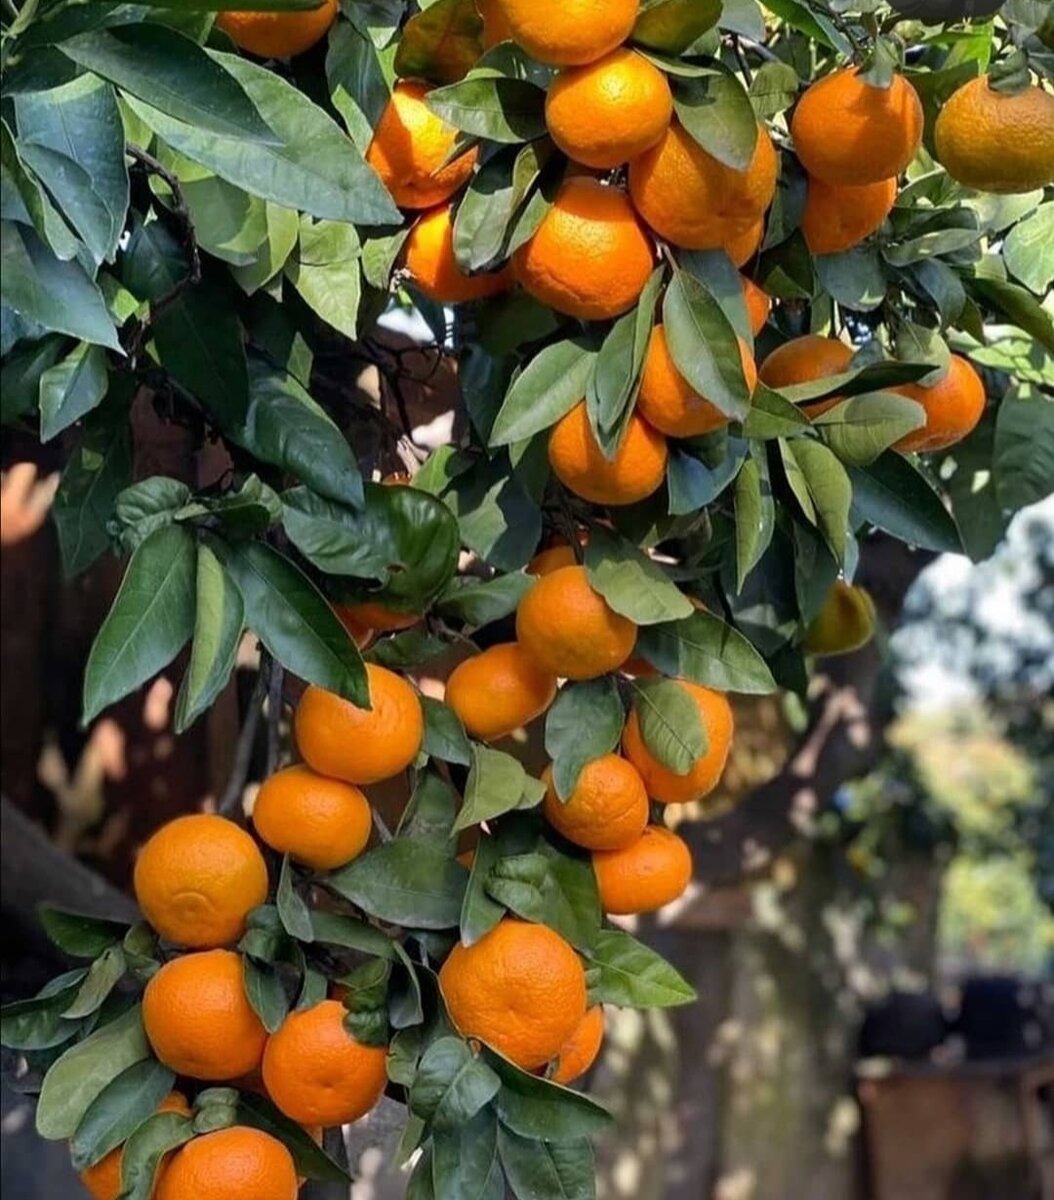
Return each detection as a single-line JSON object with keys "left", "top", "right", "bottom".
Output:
{"left": 548, "top": 402, "right": 667, "bottom": 506}
{"left": 545, "top": 49, "right": 673, "bottom": 169}
{"left": 262, "top": 1000, "right": 388, "bottom": 1126}
{"left": 295, "top": 664, "right": 423, "bottom": 785}
{"left": 758, "top": 334, "right": 854, "bottom": 417}
{"left": 80, "top": 1093, "right": 191, "bottom": 1200}
{"left": 216, "top": 0, "right": 337, "bottom": 57}
{"left": 629, "top": 120, "right": 778, "bottom": 250}
{"left": 741, "top": 275, "right": 771, "bottom": 335}
{"left": 593, "top": 825, "right": 693, "bottom": 914}
{"left": 156, "top": 1127, "right": 298, "bottom": 1200}
{"left": 133, "top": 814, "right": 268, "bottom": 949}
{"left": 366, "top": 81, "right": 479, "bottom": 210}
{"left": 338, "top": 601, "right": 419, "bottom": 635}
{"left": 891, "top": 354, "right": 985, "bottom": 453}
{"left": 637, "top": 327, "right": 758, "bottom": 438}
{"left": 477, "top": 0, "right": 514, "bottom": 48}
{"left": 801, "top": 175, "right": 897, "bottom": 255}
{"left": 791, "top": 68, "right": 923, "bottom": 186}
{"left": 804, "top": 580, "right": 876, "bottom": 656}
{"left": 725, "top": 216, "right": 764, "bottom": 267}
{"left": 404, "top": 204, "right": 513, "bottom": 303}
{"left": 527, "top": 543, "right": 579, "bottom": 576}
{"left": 551, "top": 1005, "right": 605, "bottom": 1085}
{"left": 445, "top": 642, "right": 558, "bottom": 741}
{"left": 438, "top": 918, "right": 587, "bottom": 1069}
{"left": 935, "top": 77, "right": 1054, "bottom": 194}
{"left": 143, "top": 950, "right": 267, "bottom": 1081}
{"left": 251, "top": 765, "right": 372, "bottom": 871}
{"left": 542, "top": 755, "right": 648, "bottom": 851}
{"left": 493, "top": 0, "right": 639, "bottom": 66}
{"left": 513, "top": 177, "right": 655, "bottom": 321}
{"left": 334, "top": 604, "right": 375, "bottom": 649}
{"left": 517, "top": 565, "right": 637, "bottom": 680}
{"left": 622, "top": 681, "right": 733, "bottom": 804}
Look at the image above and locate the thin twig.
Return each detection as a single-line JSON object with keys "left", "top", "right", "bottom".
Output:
{"left": 730, "top": 34, "right": 754, "bottom": 87}
{"left": 219, "top": 657, "right": 270, "bottom": 817}
{"left": 265, "top": 659, "right": 284, "bottom": 776}
{"left": 372, "top": 808, "right": 394, "bottom": 843}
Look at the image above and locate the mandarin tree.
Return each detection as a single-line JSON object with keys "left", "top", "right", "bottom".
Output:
{"left": 0, "top": 0, "right": 1051, "bottom": 1197}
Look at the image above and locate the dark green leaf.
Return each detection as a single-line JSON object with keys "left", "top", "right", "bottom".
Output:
{"left": 813, "top": 392, "right": 926, "bottom": 467}
{"left": 781, "top": 439, "right": 851, "bottom": 564}
{"left": 499, "top": 1126, "right": 595, "bottom": 1200}
{"left": 39, "top": 907, "right": 129, "bottom": 957}
{"left": 38, "top": 343, "right": 108, "bottom": 441}
{"left": 69, "top": 1059, "right": 175, "bottom": 1172}
{"left": 432, "top": 1107, "right": 504, "bottom": 1200}
{"left": 485, "top": 847, "right": 600, "bottom": 952}
{"left": 748, "top": 60, "right": 800, "bottom": 117}
{"left": 117, "top": 1111, "right": 194, "bottom": 1200}
{"left": 672, "top": 70, "right": 757, "bottom": 171}
{"left": 410, "top": 1037, "right": 502, "bottom": 1131}
{"left": 740, "top": 383, "right": 810, "bottom": 439}
{"left": 734, "top": 445, "right": 774, "bottom": 591}
{"left": 0, "top": 332, "right": 63, "bottom": 424}
{"left": 847, "top": 451, "right": 963, "bottom": 554}
{"left": 277, "top": 856, "right": 313, "bottom": 942}
{"left": 666, "top": 439, "right": 746, "bottom": 514}
{"left": 308, "top": 911, "right": 399, "bottom": 960}
{"left": 971, "top": 276, "right": 1054, "bottom": 355}
{"left": 237, "top": 1091, "right": 350, "bottom": 1182}
{"left": 243, "top": 956, "right": 289, "bottom": 1033}
{"left": 544, "top": 678, "right": 625, "bottom": 801}
{"left": 395, "top": 0, "right": 484, "bottom": 86}
{"left": 113, "top": 477, "right": 193, "bottom": 553}
{"left": 53, "top": 410, "right": 132, "bottom": 577}
{"left": 460, "top": 833, "right": 505, "bottom": 946}
{"left": 486, "top": 1048, "right": 613, "bottom": 1142}
{"left": 421, "top": 697, "right": 473, "bottom": 767}
{"left": 327, "top": 841, "right": 467, "bottom": 929}
{"left": 82, "top": 525, "right": 197, "bottom": 723}
{"left": 584, "top": 929, "right": 696, "bottom": 1007}
{"left": 442, "top": 452, "right": 541, "bottom": 571}
{"left": 367, "top": 628, "right": 448, "bottom": 669}
{"left": 993, "top": 388, "right": 1054, "bottom": 511}
{"left": 456, "top": 745, "right": 530, "bottom": 833}
{"left": 62, "top": 946, "right": 126, "bottom": 1018}
{"left": 490, "top": 338, "right": 597, "bottom": 447}
{"left": 585, "top": 526, "right": 693, "bottom": 626}
{"left": 0, "top": 972, "right": 87, "bottom": 1051}
{"left": 399, "top": 771, "right": 460, "bottom": 843}
{"left": 427, "top": 76, "right": 546, "bottom": 143}
{"left": 285, "top": 216, "right": 362, "bottom": 340}
{"left": 635, "top": 609, "right": 776, "bottom": 694}
{"left": 632, "top": 677, "right": 707, "bottom": 774}
{"left": 436, "top": 573, "right": 533, "bottom": 626}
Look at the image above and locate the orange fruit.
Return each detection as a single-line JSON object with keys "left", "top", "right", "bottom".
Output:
{"left": 593, "top": 824, "right": 693, "bottom": 914}
{"left": 295, "top": 664, "right": 423, "bottom": 785}
{"left": 741, "top": 275, "right": 771, "bottom": 335}
{"left": 133, "top": 814, "right": 268, "bottom": 949}
{"left": 622, "top": 681, "right": 733, "bottom": 804}
{"left": 338, "top": 601, "right": 419, "bottom": 635}
{"left": 758, "top": 334, "right": 854, "bottom": 417}
{"left": 891, "top": 354, "right": 985, "bottom": 454}
{"left": 477, "top": 0, "right": 514, "bottom": 47}
{"left": 216, "top": 0, "right": 337, "bottom": 57}
{"left": 545, "top": 49, "right": 673, "bottom": 169}
{"left": 637, "top": 326, "right": 758, "bottom": 438}
{"left": 725, "top": 216, "right": 764, "bottom": 267}
{"left": 438, "top": 918, "right": 587, "bottom": 1069}
{"left": 404, "top": 204, "right": 513, "bottom": 303}
{"left": 80, "top": 1093, "right": 191, "bottom": 1200}
{"left": 791, "top": 68, "right": 923, "bottom": 186}
{"left": 516, "top": 565, "right": 637, "bottom": 680}
{"left": 629, "top": 120, "right": 778, "bottom": 250}
{"left": 143, "top": 950, "right": 267, "bottom": 1081}
{"left": 804, "top": 580, "right": 876, "bottom": 656}
{"left": 493, "top": 0, "right": 639, "bottom": 66}
{"left": 542, "top": 755, "right": 648, "bottom": 851}
{"left": 551, "top": 1005, "right": 605, "bottom": 1085}
{"left": 548, "top": 402, "right": 667, "bottom": 506}
{"left": 513, "top": 177, "right": 654, "bottom": 321}
{"left": 251, "top": 765, "right": 372, "bottom": 871}
{"left": 801, "top": 175, "right": 897, "bottom": 255}
{"left": 445, "top": 642, "right": 558, "bottom": 741}
{"left": 366, "top": 81, "right": 479, "bottom": 210}
{"left": 527, "top": 543, "right": 579, "bottom": 576}
{"left": 262, "top": 1000, "right": 388, "bottom": 1126}
{"left": 935, "top": 77, "right": 1054, "bottom": 194}
{"left": 156, "top": 1127, "right": 298, "bottom": 1200}
{"left": 334, "top": 604, "right": 375, "bottom": 648}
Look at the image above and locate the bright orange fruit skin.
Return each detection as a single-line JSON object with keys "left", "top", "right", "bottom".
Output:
{"left": 593, "top": 825, "right": 693, "bottom": 914}
{"left": 252, "top": 765, "right": 372, "bottom": 871}
{"left": 80, "top": 1093, "right": 191, "bottom": 1200}
{"left": 542, "top": 755, "right": 648, "bottom": 851}
{"left": 548, "top": 402, "right": 668, "bottom": 507}
{"left": 891, "top": 354, "right": 985, "bottom": 454}
{"left": 801, "top": 175, "right": 897, "bottom": 255}
{"left": 445, "top": 642, "right": 558, "bottom": 742}
{"left": 156, "top": 1128, "right": 298, "bottom": 1200}
{"left": 404, "top": 205, "right": 513, "bottom": 303}
{"left": 438, "top": 918, "right": 587, "bottom": 1069}
{"left": 216, "top": 0, "right": 337, "bottom": 58}
{"left": 494, "top": 0, "right": 639, "bottom": 66}
{"left": 551, "top": 1005, "right": 605, "bottom": 1084}
{"left": 758, "top": 335, "right": 855, "bottom": 418}
{"left": 741, "top": 275, "right": 771, "bottom": 335}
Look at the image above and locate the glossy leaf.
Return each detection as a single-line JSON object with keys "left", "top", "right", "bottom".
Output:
{"left": 812, "top": 392, "right": 926, "bottom": 467}
{"left": 410, "top": 1037, "right": 502, "bottom": 1131}
{"left": 847, "top": 451, "right": 962, "bottom": 554}
{"left": 634, "top": 609, "right": 776, "bottom": 694}
{"left": 584, "top": 527, "right": 693, "bottom": 626}
{"left": 421, "top": 697, "right": 473, "bottom": 767}
{"left": 486, "top": 1048, "right": 613, "bottom": 1143}
{"left": 490, "top": 338, "right": 597, "bottom": 447}
{"left": 499, "top": 1127, "right": 595, "bottom": 1200}
{"left": 69, "top": 1059, "right": 175, "bottom": 1171}
{"left": 545, "top": 678, "right": 626, "bottom": 801}
{"left": 327, "top": 841, "right": 467, "bottom": 929}
{"left": 631, "top": 677, "right": 707, "bottom": 774}
{"left": 584, "top": 929, "right": 697, "bottom": 1007}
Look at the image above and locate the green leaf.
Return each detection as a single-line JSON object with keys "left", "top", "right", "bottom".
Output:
{"left": 327, "top": 841, "right": 467, "bottom": 929}
{"left": 327, "top": 20, "right": 392, "bottom": 153}
{"left": 395, "top": 0, "right": 484, "bottom": 86}
{"left": 672, "top": 70, "right": 757, "bottom": 171}
{"left": 217, "top": 538, "right": 368, "bottom": 706}
{"left": 667, "top": 438, "right": 747, "bottom": 514}
{"left": 173, "top": 541, "right": 244, "bottom": 733}
{"left": 410, "top": 1037, "right": 502, "bottom": 1131}
{"left": 38, "top": 342, "right": 109, "bottom": 441}
{"left": 339, "top": 958, "right": 391, "bottom": 1046}
{"left": 436, "top": 573, "right": 533, "bottom": 626}
{"left": 773, "top": 359, "right": 934, "bottom": 406}
{"left": 993, "top": 389, "right": 1054, "bottom": 512}
{"left": 0, "top": 332, "right": 63, "bottom": 424}
{"left": 228, "top": 363, "right": 363, "bottom": 510}
{"left": 748, "top": 60, "right": 800, "bottom": 118}
{"left": 734, "top": 445, "right": 774, "bottom": 591}
{"left": 584, "top": 527, "right": 693, "bottom": 626}
{"left": 62, "top": 945, "right": 126, "bottom": 1018}
{"left": 0, "top": 973, "right": 87, "bottom": 1051}
{"left": 813, "top": 392, "right": 926, "bottom": 467}
{"left": 970, "top": 277, "right": 1054, "bottom": 354}
{"left": 847, "top": 451, "right": 963, "bottom": 554}
{"left": 117, "top": 1111, "right": 194, "bottom": 1200}
{"left": 544, "top": 678, "right": 625, "bottom": 801}
{"left": 231, "top": 202, "right": 300, "bottom": 294}
{"left": 460, "top": 833, "right": 505, "bottom": 946}
{"left": 426, "top": 75, "right": 546, "bottom": 143}
{"left": 1, "top": 118, "right": 81, "bottom": 262}
{"left": 114, "top": 477, "right": 193, "bottom": 552}
{"left": 432, "top": 1107, "right": 504, "bottom": 1200}
{"left": 421, "top": 697, "right": 473, "bottom": 766}
{"left": 40, "top": 907, "right": 129, "bottom": 957}
{"left": 82, "top": 525, "right": 197, "bottom": 724}
{"left": 243, "top": 956, "right": 289, "bottom": 1033}
{"left": 633, "top": 0, "right": 721, "bottom": 52}
{"left": 499, "top": 1126, "right": 595, "bottom": 1200}
{"left": 13, "top": 75, "right": 128, "bottom": 266}
{"left": 69, "top": 1059, "right": 175, "bottom": 1172}
{"left": 398, "top": 770, "right": 460, "bottom": 842}
{"left": 286, "top": 215, "right": 362, "bottom": 341}
{"left": 277, "top": 855, "right": 314, "bottom": 942}
{"left": 486, "top": 1048, "right": 613, "bottom": 1142}
{"left": 632, "top": 677, "right": 707, "bottom": 774}
{"left": 1003, "top": 203, "right": 1054, "bottom": 295}
{"left": 453, "top": 142, "right": 546, "bottom": 272}
{"left": 307, "top": 911, "right": 399, "bottom": 960}
{"left": 1, "top": 222, "right": 119, "bottom": 349}
{"left": 489, "top": 338, "right": 597, "bottom": 447}
{"left": 663, "top": 268, "right": 752, "bottom": 420}
{"left": 59, "top": 25, "right": 276, "bottom": 143}
{"left": 485, "top": 847, "right": 600, "bottom": 951}
{"left": 442, "top": 452, "right": 542, "bottom": 572}
{"left": 53, "top": 409, "right": 133, "bottom": 577}
{"left": 36, "top": 1004, "right": 150, "bottom": 1139}
{"left": 123, "top": 53, "right": 399, "bottom": 226}
{"left": 781, "top": 439, "right": 851, "bottom": 564}
{"left": 584, "top": 929, "right": 696, "bottom": 1007}
{"left": 456, "top": 745, "right": 529, "bottom": 833}
{"left": 815, "top": 246, "right": 886, "bottom": 312}
{"left": 120, "top": 214, "right": 188, "bottom": 303}
{"left": 634, "top": 609, "right": 776, "bottom": 694}
{"left": 367, "top": 628, "right": 448, "bottom": 669}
